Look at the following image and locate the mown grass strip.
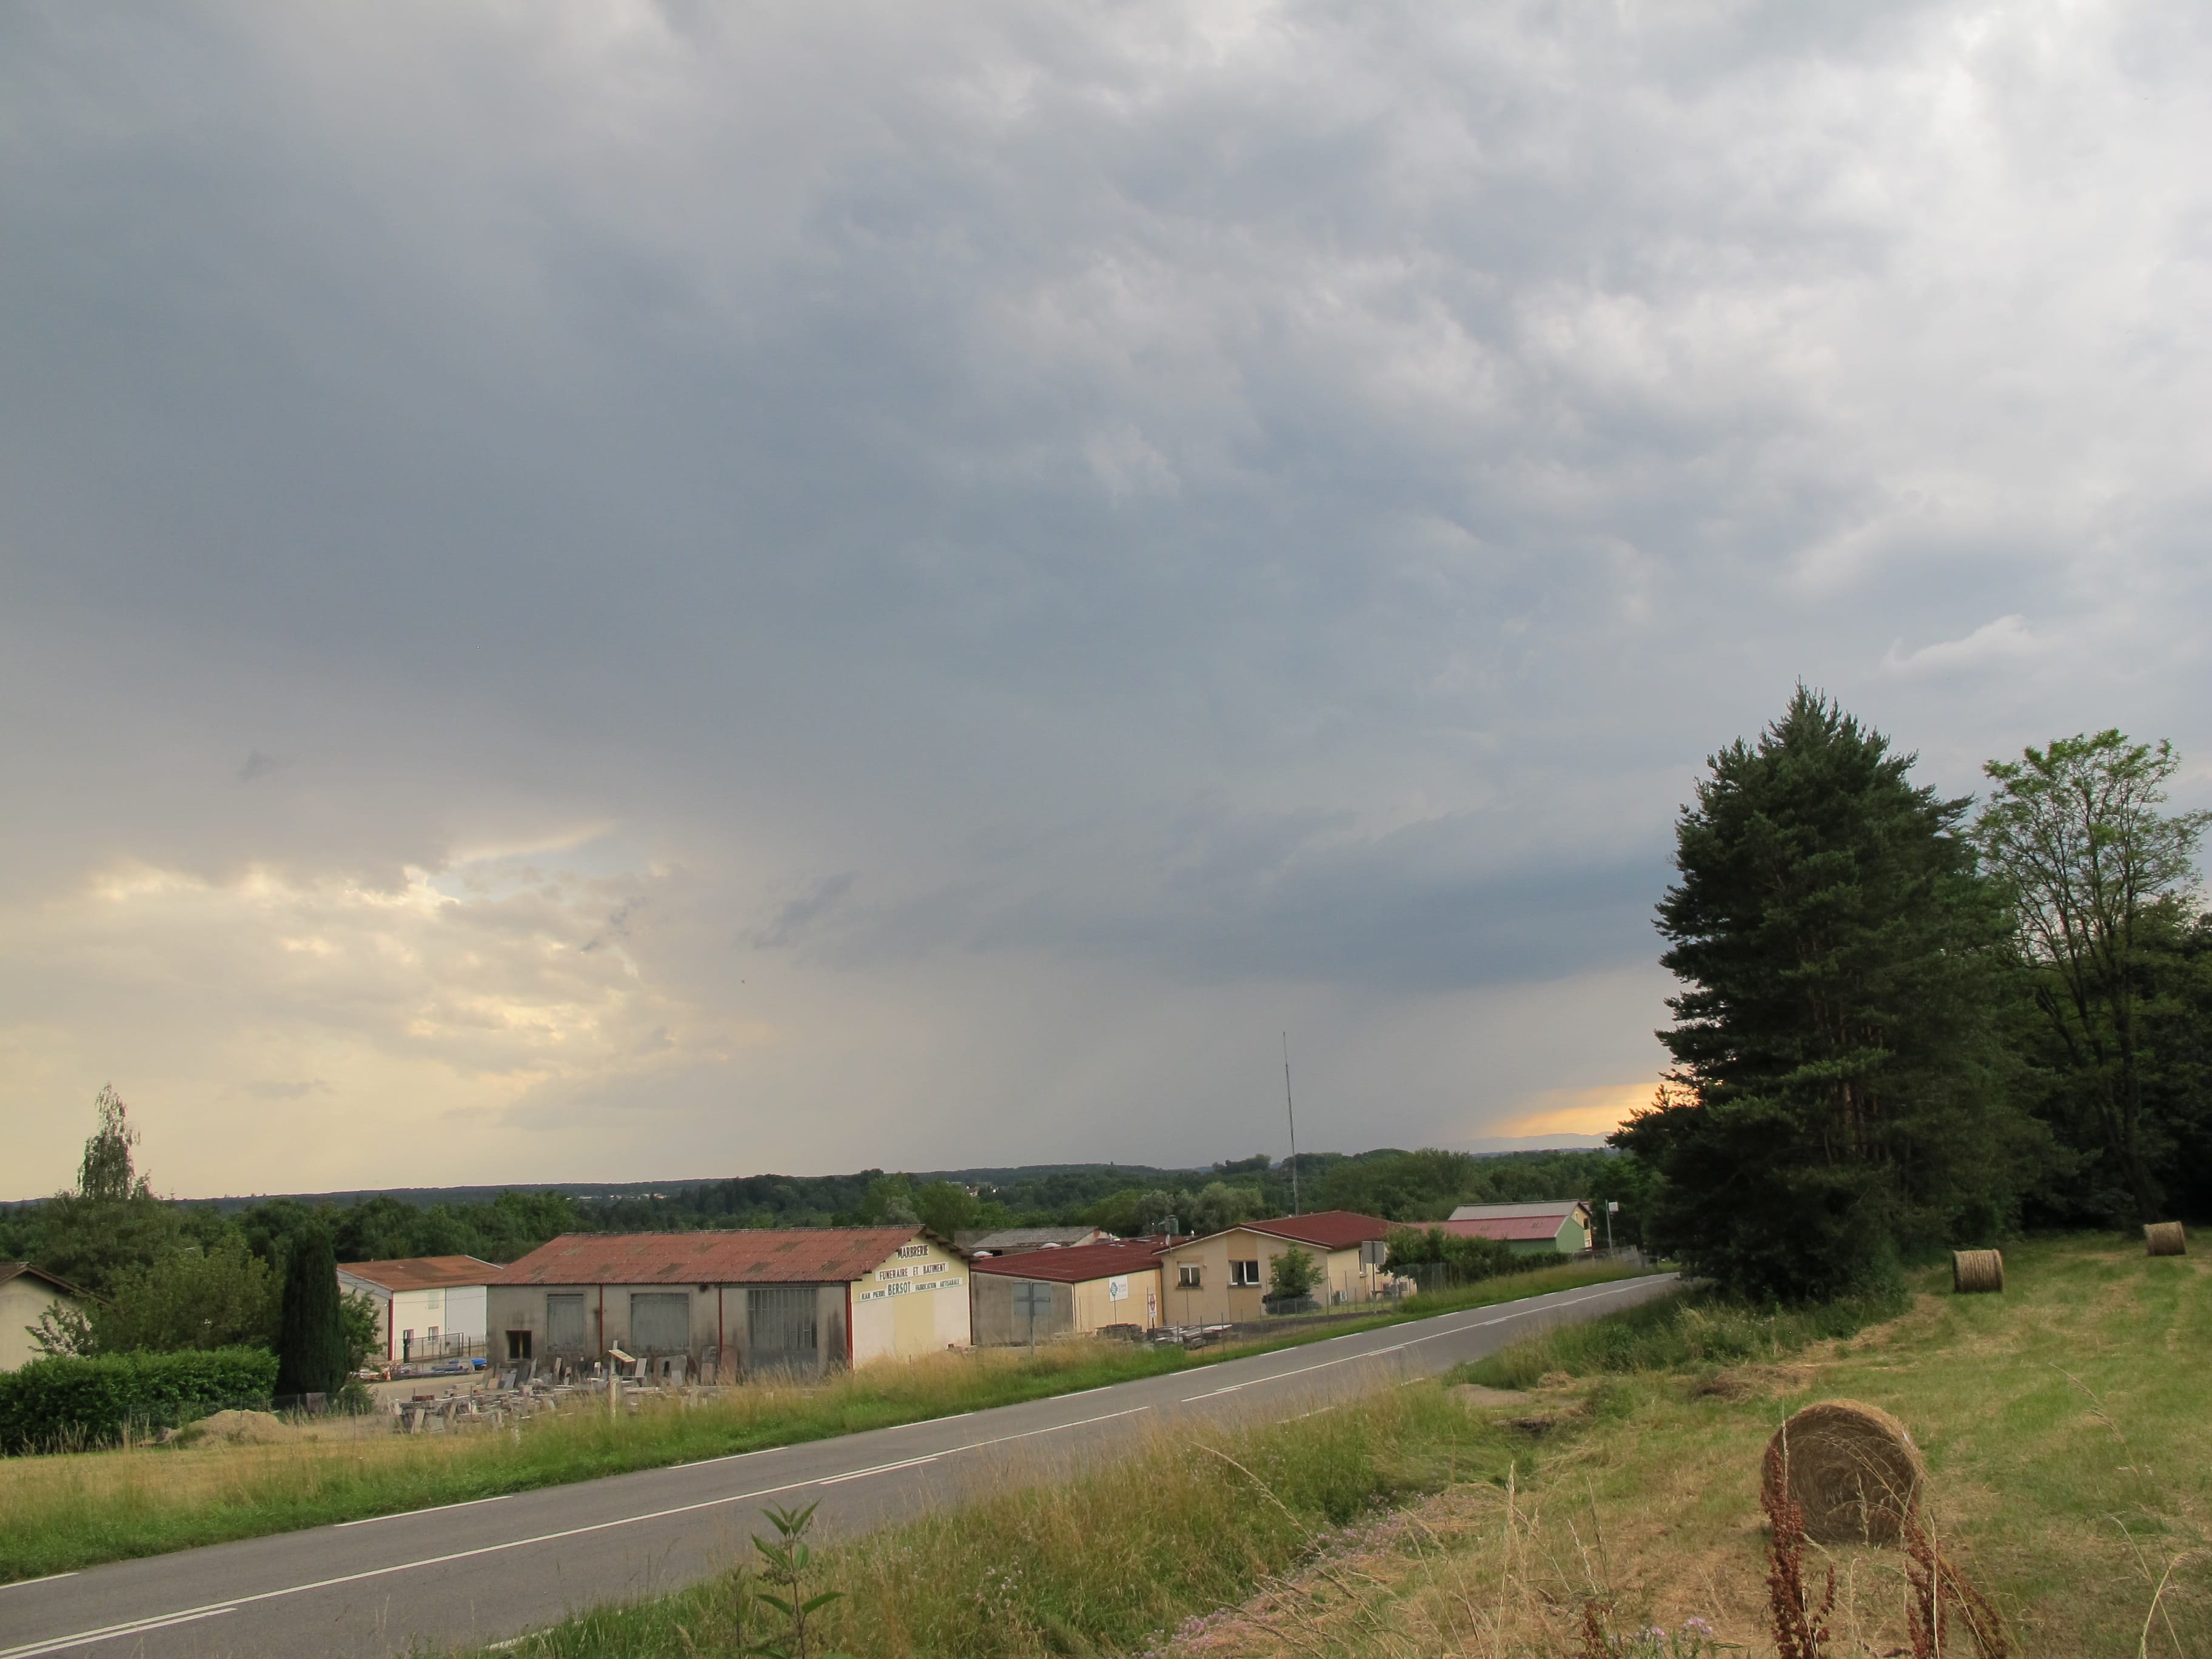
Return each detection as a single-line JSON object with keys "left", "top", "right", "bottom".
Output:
{"left": 444, "top": 1381, "right": 1518, "bottom": 1659}
{"left": 0, "top": 1259, "right": 1650, "bottom": 1583}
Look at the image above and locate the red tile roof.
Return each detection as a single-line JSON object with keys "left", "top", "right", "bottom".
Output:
{"left": 338, "top": 1255, "right": 502, "bottom": 1292}
{"left": 1188, "top": 1211, "right": 1391, "bottom": 1252}
{"left": 492, "top": 1230, "right": 935, "bottom": 1287}
{"left": 1435, "top": 1216, "right": 1572, "bottom": 1243}
{"left": 969, "top": 1240, "right": 1167, "bottom": 1284}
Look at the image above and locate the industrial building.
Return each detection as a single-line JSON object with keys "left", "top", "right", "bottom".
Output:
{"left": 488, "top": 1227, "right": 970, "bottom": 1378}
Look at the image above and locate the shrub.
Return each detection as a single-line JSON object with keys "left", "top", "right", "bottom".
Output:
{"left": 0, "top": 1347, "right": 278, "bottom": 1454}
{"left": 1267, "top": 1245, "right": 1318, "bottom": 1299}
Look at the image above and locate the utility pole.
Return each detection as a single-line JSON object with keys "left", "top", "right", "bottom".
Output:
{"left": 1282, "top": 1032, "right": 1300, "bottom": 1217}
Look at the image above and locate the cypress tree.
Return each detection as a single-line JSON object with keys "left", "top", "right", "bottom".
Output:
{"left": 1619, "top": 689, "right": 2032, "bottom": 1301}
{"left": 274, "top": 1227, "right": 349, "bottom": 1400}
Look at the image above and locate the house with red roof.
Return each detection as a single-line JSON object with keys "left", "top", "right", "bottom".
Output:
{"left": 487, "top": 1228, "right": 970, "bottom": 1379}
{"left": 1154, "top": 1211, "right": 1396, "bottom": 1326}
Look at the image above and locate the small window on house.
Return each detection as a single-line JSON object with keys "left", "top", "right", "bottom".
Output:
{"left": 1178, "top": 1264, "right": 1202, "bottom": 1288}
{"left": 1229, "top": 1260, "right": 1261, "bottom": 1287}
{"left": 506, "top": 1330, "right": 533, "bottom": 1361}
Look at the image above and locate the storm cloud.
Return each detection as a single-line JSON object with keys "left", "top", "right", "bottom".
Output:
{"left": 4, "top": 1, "right": 2208, "bottom": 1195}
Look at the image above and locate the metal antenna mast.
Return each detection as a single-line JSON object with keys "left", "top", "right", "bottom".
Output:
{"left": 1282, "top": 1031, "right": 1300, "bottom": 1216}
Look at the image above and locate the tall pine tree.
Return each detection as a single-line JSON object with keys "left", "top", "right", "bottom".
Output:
{"left": 1619, "top": 689, "right": 2034, "bottom": 1300}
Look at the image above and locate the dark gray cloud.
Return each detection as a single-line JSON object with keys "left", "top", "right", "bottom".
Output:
{"left": 2, "top": 1, "right": 2208, "bottom": 1193}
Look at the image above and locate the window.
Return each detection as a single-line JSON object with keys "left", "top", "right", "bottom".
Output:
{"left": 506, "top": 1330, "right": 533, "bottom": 1361}
{"left": 1229, "top": 1260, "right": 1261, "bottom": 1287}
{"left": 1178, "top": 1264, "right": 1202, "bottom": 1288}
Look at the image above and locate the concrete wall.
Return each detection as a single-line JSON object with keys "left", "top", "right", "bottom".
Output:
{"left": 971, "top": 1274, "right": 1074, "bottom": 1346}
{"left": 972, "top": 1266, "right": 1161, "bottom": 1346}
{"left": 0, "top": 1276, "right": 80, "bottom": 1372}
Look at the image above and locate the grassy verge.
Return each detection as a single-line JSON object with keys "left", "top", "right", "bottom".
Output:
{"left": 452, "top": 1233, "right": 2210, "bottom": 1658}
{"left": 1449, "top": 1278, "right": 1905, "bottom": 1389}
{"left": 0, "top": 1258, "right": 1646, "bottom": 1583}
{"left": 448, "top": 1382, "right": 1511, "bottom": 1659}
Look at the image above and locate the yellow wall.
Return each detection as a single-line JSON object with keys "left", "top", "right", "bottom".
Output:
{"left": 0, "top": 1277, "right": 81, "bottom": 1372}
{"left": 851, "top": 1236, "right": 971, "bottom": 1364}
{"left": 1068, "top": 1265, "right": 1161, "bottom": 1332}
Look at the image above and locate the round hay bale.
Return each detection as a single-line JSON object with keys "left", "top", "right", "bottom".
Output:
{"left": 1952, "top": 1249, "right": 2004, "bottom": 1294}
{"left": 1761, "top": 1399, "right": 1925, "bottom": 1546}
{"left": 2145, "top": 1221, "right": 2187, "bottom": 1257}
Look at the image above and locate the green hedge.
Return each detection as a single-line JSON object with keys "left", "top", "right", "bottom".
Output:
{"left": 0, "top": 1347, "right": 278, "bottom": 1454}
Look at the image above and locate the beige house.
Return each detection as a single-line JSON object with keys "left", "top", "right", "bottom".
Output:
{"left": 1155, "top": 1211, "right": 1393, "bottom": 1327}
{"left": 0, "top": 1263, "right": 87, "bottom": 1372}
{"left": 970, "top": 1239, "right": 1165, "bottom": 1344}
{"left": 489, "top": 1228, "right": 970, "bottom": 1379}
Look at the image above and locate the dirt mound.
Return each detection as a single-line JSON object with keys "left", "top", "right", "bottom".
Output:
{"left": 181, "top": 1409, "right": 293, "bottom": 1446}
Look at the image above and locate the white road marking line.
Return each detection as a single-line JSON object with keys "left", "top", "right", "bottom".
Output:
{"left": 337, "top": 1493, "right": 511, "bottom": 1527}
{"left": 0, "top": 1574, "right": 79, "bottom": 1592}
{"left": 817, "top": 1454, "right": 944, "bottom": 1485}
{"left": 0, "top": 1605, "right": 233, "bottom": 1658}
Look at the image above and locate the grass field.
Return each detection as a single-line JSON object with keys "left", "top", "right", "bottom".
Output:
{"left": 0, "top": 1259, "right": 1642, "bottom": 1583}
{"left": 449, "top": 1232, "right": 2208, "bottom": 1658}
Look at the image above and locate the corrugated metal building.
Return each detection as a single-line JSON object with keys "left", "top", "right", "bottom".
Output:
{"left": 488, "top": 1228, "right": 971, "bottom": 1378}
{"left": 1442, "top": 1200, "right": 1593, "bottom": 1255}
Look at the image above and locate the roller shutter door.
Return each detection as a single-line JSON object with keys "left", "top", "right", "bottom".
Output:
{"left": 631, "top": 1292, "right": 691, "bottom": 1355}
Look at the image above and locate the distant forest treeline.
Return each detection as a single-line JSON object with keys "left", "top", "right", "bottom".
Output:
{"left": 0, "top": 1124, "right": 1643, "bottom": 1298}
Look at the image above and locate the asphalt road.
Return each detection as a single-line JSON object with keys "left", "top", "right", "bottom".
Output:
{"left": 0, "top": 1273, "right": 1677, "bottom": 1659}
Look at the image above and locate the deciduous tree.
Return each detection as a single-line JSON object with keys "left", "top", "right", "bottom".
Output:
{"left": 1976, "top": 731, "right": 2211, "bottom": 1221}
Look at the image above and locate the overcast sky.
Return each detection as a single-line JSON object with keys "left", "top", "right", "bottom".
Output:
{"left": 4, "top": 1, "right": 2208, "bottom": 1199}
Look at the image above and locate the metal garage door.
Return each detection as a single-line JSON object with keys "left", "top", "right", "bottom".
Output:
{"left": 546, "top": 1293, "right": 587, "bottom": 1353}
{"left": 630, "top": 1292, "right": 691, "bottom": 1355}
{"left": 748, "top": 1285, "right": 819, "bottom": 1375}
